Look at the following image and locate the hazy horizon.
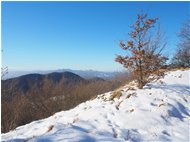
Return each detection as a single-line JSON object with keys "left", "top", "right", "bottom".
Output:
{"left": 7, "top": 67, "right": 126, "bottom": 72}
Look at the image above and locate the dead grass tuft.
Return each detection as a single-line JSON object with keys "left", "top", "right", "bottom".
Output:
{"left": 115, "top": 104, "right": 120, "bottom": 110}
{"left": 47, "top": 125, "right": 54, "bottom": 132}
{"left": 158, "top": 103, "right": 164, "bottom": 107}
{"left": 130, "top": 108, "right": 134, "bottom": 112}
{"left": 125, "top": 93, "right": 132, "bottom": 99}
{"left": 109, "top": 89, "right": 122, "bottom": 101}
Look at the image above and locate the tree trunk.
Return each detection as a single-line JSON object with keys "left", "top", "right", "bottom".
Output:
{"left": 138, "top": 59, "right": 144, "bottom": 89}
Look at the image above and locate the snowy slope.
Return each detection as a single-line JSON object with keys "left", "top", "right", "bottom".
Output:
{"left": 1, "top": 70, "right": 190, "bottom": 142}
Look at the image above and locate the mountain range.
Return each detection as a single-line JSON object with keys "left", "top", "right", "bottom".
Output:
{"left": 3, "top": 69, "right": 125, "bottom": 80}
{"left": 1, "top": 71, "right": 104, "bottom": 101}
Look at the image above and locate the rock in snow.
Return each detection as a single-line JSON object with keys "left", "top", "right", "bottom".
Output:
{"left": 1, "top": 70, "right": 190, "bottom": 142}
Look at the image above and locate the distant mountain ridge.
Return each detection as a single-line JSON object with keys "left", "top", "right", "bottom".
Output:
{"left": 3, "top": 69, "right": 125, "bottom": 80}
{"left": 2, "top": 71, "right": 87, "bottom": 100}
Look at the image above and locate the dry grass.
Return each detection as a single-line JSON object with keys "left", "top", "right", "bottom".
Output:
{"left": 109, "top": 89, "right": 122, "bottom": 101}
{"left": 115, "top": 104, "right": 120, "bottom": 110}
{"left": 158, "top": 102, "right": 165, "bottom": 107}
{"left": 178, "top": 74, "right": 182, "bottom": 78}
{"left": 47, "top": 125, "right": 54, "bottom": 132}
{"left": 116, "top": 101, "right": 123, "bottom": 110}
{"left": 129, "top": 108, "right": 134, "bottom": 112}
{"left": 125, "top": 93, "right": 132, "bottom": 99}
{"left": 73, "top": 118, "right": 79, "bottom": 123}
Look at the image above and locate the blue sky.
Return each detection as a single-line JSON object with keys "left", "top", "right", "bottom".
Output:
{"left": 2, "top": 1, "right": 189, "bottom": 71}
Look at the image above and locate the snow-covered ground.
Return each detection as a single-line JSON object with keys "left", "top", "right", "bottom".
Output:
{"left": 1, "top": 70, "right": 190, "bottom": 142}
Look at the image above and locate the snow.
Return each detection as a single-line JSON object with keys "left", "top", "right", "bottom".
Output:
{"left": 1, "top": 70, "right": 190, "bottom": 142}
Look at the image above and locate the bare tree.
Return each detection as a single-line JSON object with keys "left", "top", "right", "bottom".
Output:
{"left": 1, "top": 49, "right": 8, "bottom": 79}
{"left": 115, "top": 13, "right": 168, "bottom": 89}
{"left": 172, "top": 20, "right": 190, "bottom": 68}
{"left": 143, "top": 24, "right": 168, "bottom": 79}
